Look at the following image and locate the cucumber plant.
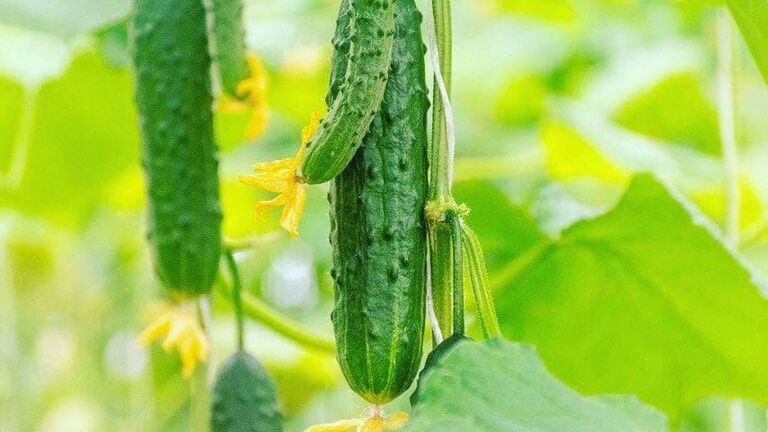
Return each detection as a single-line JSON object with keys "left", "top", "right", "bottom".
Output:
{"left": 299, "top": 0, "right": 396, "bottom": 185}
{"left": 327, "top": 0, "right": 429, "bottom": 404}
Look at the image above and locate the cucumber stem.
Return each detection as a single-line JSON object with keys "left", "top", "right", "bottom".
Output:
{"left": 428, "top": 0, "right": 454, "bottom": 201}
{"left": 215, "top": 272, "right": 336, "bottom": 353}
{"left": 425, "top": 0, "right": 459, "bottom": 341}
{"left": 223, "top": 250, "right": 245, "bottom": 351}
{"left": 190, "top": 300, "right": 210, "bottom": 432}
{"left": 447, "top": 211, "right": 464, "bottom": 336}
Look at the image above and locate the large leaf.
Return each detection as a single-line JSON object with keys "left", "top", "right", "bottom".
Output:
{"left": 495, "top": 174, "right": 768, "bottom": 418}
{"left": 727, "top": 0, "right": 768, "bottom": 84}
{"left": 406, "top": 338, "right": 667, "bottom": 431}
{"left": 0, "top": 50, "right": 140, "bottom": 226}
{"left": 612, "top": 73, "right": 721, "bottom": 155}
{"left": 454, "top": 181, "right": 547, "bottom": 274}
{"left": 0, "top": 0, "right": 129, "bottom": 39}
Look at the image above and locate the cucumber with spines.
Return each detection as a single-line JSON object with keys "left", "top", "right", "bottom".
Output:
{"left": 209, "top": 0, "right": 250, "bottom": 98}
{"left": 299, "top": 0, "right": 396, "bottom": 185}
{"left": 132, "top": 0, "right": 222, "bottom": 297}
{"left": 211, "top": 351, "right": 283, "bottom": 432}
{"left": 328, "top": 0, "right": 429, "bottom": 404}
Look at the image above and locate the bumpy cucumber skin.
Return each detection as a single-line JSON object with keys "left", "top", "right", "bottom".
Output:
{"left": 209, "top": 0, "right": 250, "bottom": 98}
{"left": 300, "top": 0, "right": 396, "bottom": 185}
{"left": 329, "top": 0, "right": 428, "bottom": 404}
{"left": 132, "top": 0, "right": 222, "bottom": 297}
{"left": 211, "top": 351, "right": 284, "bottom": 432}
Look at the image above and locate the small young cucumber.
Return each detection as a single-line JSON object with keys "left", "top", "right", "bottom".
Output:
{"left": 299, "top": 0, "right": 396, "bottom": 185}
{"left": 132, "top": 0, "right": 222, "bottom": 297}
{"left": 208, "top": 0, "right": 250, "bottom": 98}
{"left": 211, "top": 351, "right": 284, "bottom": 432}
{"left": 329, "top": 0, "right": 429, "bottom": 404}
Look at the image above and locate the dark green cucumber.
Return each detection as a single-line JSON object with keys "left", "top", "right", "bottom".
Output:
{"left": 299, "top": 0, "right": 395, "bottom": 185}
{"left": 209, "top": 0, "right": 250, "bottom": 98}
{"left": 329, "top": 0, "right": 428, "bottom": 404}
{"left": 211, "top": 351, "right": 283, "bottom": 432}
{"left": 132, "top": 0, "right": 222, "bottom": 297}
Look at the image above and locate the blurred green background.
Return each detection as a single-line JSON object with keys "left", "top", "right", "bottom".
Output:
{"left": 2, "top": 0, "right": 768, "bottom": 430}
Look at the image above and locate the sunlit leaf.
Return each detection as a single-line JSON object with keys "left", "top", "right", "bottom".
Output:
{"left": 541, "top": 121, "right": 629, "bottom": 184}
{"left": 0, "top": 50, "right": 139, "bottom": 226}
{"left": 454, "top": 181, "right": 547, "bottom": 274}
{"left": 727, "top": 0, "right": 768, "bottom": 84}
{"left": 407, "top": 338, "right": 668, "bottom": 431}
{"left": 0, "top": 0, "right": 129, "bottom": 39}
{"left": 495, "top": 174, "right": 768, "bottom": 418}
{"left": 0, "top": 77, "right": 24, "bottom": 174}
{"left": 613, "top": 73, "right": 721, "bottom": 155}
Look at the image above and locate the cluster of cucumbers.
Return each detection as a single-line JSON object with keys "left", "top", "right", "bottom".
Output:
{"left": 132, "top": 0, "right": 430, "bottom": 426}
{"left": 317, "top": 0, "right": 430, "bottom": 404}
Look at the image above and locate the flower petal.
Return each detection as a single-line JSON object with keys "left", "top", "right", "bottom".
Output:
{"left": 382, "top": 412, "right": 408, "bottom": 430}
{"left": 137, "top": 302, "right": 208, "bottom": 379}
{"left": 280, "top": 184, "right": 307, "bottom": 239}
{"left": 136, "top": 313, "right": 172, "bottom": 346}
{"left": 305, "top": 418, "right": 361, "bottom": 432}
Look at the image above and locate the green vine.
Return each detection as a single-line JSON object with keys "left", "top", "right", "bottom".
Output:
{"left": 215, "top": 258, "right": 336, "bottom": 354}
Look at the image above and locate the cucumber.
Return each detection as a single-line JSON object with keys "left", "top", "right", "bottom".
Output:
{"left": 132, "top": 0, "right": 222, "bottom": 297}
{"left": 328, "top": 0, "right": 429, "bottom": 404}
{"left": 299, "top": 0, "right": 396, "bottom": 185}
{"left": 211, "top": 351, "right": 284, "bottom": 432}
{"left": 209, "top": 0, "right": 250, "bottom": 98}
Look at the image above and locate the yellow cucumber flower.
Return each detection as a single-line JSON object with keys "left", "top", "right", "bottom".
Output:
{"left": 240, "top": 111, "right": 321, "bottom": 238}
{"left": 137, "top": 300, "right": 208, "bottom": 379}
{"left": 219, "top": 54, "right": 270, "bottom": 140}
{"left": 306, "top": 409, "right": 408, "bottom": 432}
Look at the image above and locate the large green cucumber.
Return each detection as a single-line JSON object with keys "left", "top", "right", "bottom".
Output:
{"left": 132, "top": 0, "right": 222, "bottom": 297}
{"left": 299, "top": 0, "right": 395, "bottom": 185}
{"left": 328, "top": 0, "right": 429, "bottom": 404}
{"left": 208, "top": 0, "right": 250, "bottom": 98}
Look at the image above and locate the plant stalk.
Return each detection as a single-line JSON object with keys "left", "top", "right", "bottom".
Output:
{"left": 718, "top": 8, "right": 740, "bottom": 247}
{"left": 215, "top": 275, "right": 335, "bottom": 353}
{"left": 428, "top": 0, "right": 454, "bottom": 201}
{"left": 223, "top": 250, "right": 245, "bottom": 351}
{"left": 447, "top": 211, "right": 464, "bottom": 336}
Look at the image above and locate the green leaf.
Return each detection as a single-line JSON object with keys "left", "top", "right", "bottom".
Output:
{"left": 613, "top": 73, "right": 721, "bottom": 155}
{"left": 0, "top": 0, "right": 130, "bottom": 39}
{"left": 495, "top": 174, "right": 768, "bottom": 418}
{"left": 0, "top": 50, "right": 140, "bottom": 226}
{"left": 541, "top": 120, "right": 629, "bottom": 183}
{"left": 454, "top": 180, "right": 547, "bottom": 274}
{"left": 727, "top": 0, "right": 768, "bottom": 84}
{"left": 0, "top": 77, "right": 24, "bottom": 174}
{"left": 211, "top": 351, "right": 284, "bottom": 432}
{"left": 406, "top": 338, "right": 668, "bottom": 431}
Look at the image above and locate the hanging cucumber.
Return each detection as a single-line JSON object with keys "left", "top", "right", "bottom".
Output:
{"left": 212, "top": 252, "right": 284, "bottom": 432}
{"left": 329, "top": 0, "right": 429, "bottom": 404}
{"left": 299, "top": 0, "right": 396, "bottom": 185}
{"left": 211, "top": 352, "right": 283, "bottom": 432}
{"left": 208, "top": 0, "right": 250, "bottom": 98}
{"left": 132, "top": 0, "right": 222, "bottom": 297}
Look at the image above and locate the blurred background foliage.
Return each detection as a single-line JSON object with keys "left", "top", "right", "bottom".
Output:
{"left": 2, "top": 0, "right": 768, "bottom": 430}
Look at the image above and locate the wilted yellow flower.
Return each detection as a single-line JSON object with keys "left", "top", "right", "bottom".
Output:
{"left": 137, "top": 301, "right": 208, "bottom": 379}
{"left": 219, "top": 54, "right": 270, "bottom": 140}
{"left": 240, "top": 111, "right": 322, "bottom": 238}
{"left": 306, "top": 410, "right": 408, "bottom": 432}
